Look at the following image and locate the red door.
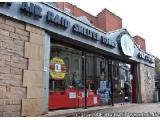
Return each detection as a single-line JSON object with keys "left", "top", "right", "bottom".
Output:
{"left": 131, "top": 64, "right": 137, "bottom": 103}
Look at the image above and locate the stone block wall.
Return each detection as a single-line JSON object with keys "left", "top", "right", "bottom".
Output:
{"left": 0, "top": 15, "right": 28, "bottom": 117}
{"left": 22, "top": 24, "right": 45, "bottom": 116}
{"left": 0, "top": 15, "right": 45, "bottom": 116}
{"left": 140, "top": 64, "right": 156, "bottom": 103}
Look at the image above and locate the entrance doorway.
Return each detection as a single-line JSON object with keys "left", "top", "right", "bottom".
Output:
{"left": 111, "top": 61, "right": 132, "bottom": 103}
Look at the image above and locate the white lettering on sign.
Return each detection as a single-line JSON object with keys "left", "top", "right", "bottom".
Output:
{"left": 138, "top": 51, "right": 155, "bottom": 63}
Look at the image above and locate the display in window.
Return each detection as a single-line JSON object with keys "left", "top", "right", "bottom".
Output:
{"left": 97, "top": 80, "right": 111, "bottom": 104}
{"left": 50, "top": 57, "right": 67, "bottom": 80}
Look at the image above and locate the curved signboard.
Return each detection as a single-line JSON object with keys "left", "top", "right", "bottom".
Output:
{"left": 120, "top": 34, "right": 135, "bottom": 57}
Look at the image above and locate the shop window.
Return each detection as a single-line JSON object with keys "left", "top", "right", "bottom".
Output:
{"left": 86, "top": 53, "right": 110, "bottom": 105}
{"left": 49, "top": 44, "right": 84, "bottom": 110}
{"left": 49, "top": 43, "right": 111, "bottom": 110}
{"left": 49, "top": 44, "right": 83, "bottom": 90}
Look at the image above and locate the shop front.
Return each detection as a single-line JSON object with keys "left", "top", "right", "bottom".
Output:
{"left": 48, "top": 37, "right": 135, "bottom": 109}
{"left": 0, "top": 2, "right": 155, "bottom": 116}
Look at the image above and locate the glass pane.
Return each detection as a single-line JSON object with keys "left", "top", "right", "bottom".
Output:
{"left": 49, "top": 44, "right": 83, "bottom": 109}
{"left": 97, "top": 58, "right": 111, "bottom": 105}
{"left": 85, "top": 53, "right": 110, "bottom": 106}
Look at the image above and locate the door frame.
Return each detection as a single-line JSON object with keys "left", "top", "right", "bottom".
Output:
{"left": 43, "top": 32, "right": 51, "bottom": 113}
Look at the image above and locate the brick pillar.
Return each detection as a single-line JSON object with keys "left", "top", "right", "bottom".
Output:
{"left": 97, "top": 9, "right": 122, "bottom": 32}
{"left": 133, "top": 36, "right": 146, "bottom": 52}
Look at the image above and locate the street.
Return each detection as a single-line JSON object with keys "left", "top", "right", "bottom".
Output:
{"left": 73, "top": 103, "right": 160, "bottom": 117}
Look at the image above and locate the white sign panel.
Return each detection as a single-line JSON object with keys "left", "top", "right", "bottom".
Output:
{"left": 55, "top": 64, "right": 61, "bottom": 72}
{"left": 69, "top": 92, "right": 76, "bottom": 99}
{"left": 93, "top": 96, "right": 97, "bottom": 104}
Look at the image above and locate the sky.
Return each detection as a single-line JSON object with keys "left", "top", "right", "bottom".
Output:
{"left": 62, "top": 0, "right": 160, "bottom": 58}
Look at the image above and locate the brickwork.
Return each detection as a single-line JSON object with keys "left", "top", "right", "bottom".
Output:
{"left": 97, "top": 9, "right": 122, "bottom": 32}
{"left": 57, "top": 2, "right": 98, "bottom": 26}
{"left": 140, "top": 64, "right": 155, "bottom": 103}
{"left": 56, "top": 2, "right": 122, "bottom": 32}
{"left": 57, "top": 2, "right": 147, "bottom": 51}
{"left": 133, "top": 36, "right": 146, "bottom": 51}
{"left": 0, "top": 15, "right": 28, "bottom": 117}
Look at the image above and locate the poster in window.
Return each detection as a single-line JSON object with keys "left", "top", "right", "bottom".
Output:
{"left": 100, "top": 81, "right": 107, "bottom": 89}
{"left": 50, "top": 57, "right": 67, "bottom": 80}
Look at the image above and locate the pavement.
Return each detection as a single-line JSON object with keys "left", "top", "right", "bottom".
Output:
{"left": 41, "top": 103, "right": 160, "bottom": 117}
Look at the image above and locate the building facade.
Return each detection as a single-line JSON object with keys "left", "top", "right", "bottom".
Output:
{"left": 0, "top": 2, "right": 155, "bottom": 116}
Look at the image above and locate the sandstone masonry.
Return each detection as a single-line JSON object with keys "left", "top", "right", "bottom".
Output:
{"left": 0, "top": 15, "right": 28, "bottom": 117}
{"left": 140, "top": 64, "right": 155, "bottom": 103}
{"left": 0, "top": 15, "right": 45, "bottom": 116}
